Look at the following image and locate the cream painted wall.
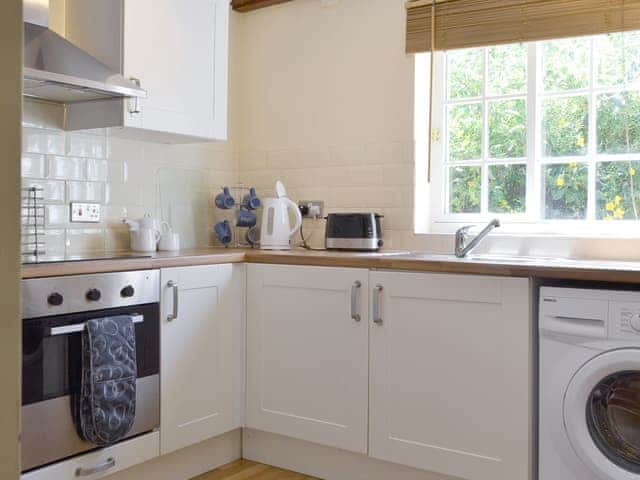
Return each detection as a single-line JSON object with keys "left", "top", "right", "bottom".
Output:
{"left": 0, "top": 0, "right": 22, "bottom": 477}
{"left": 233, "top": 0, "right": 640, "bottom": 259}
{"left": 236, "top": 0, "right": 421, "bottom": 249}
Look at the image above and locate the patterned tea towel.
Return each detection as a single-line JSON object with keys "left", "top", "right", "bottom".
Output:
{"left": 74, "top": 315, "right": 137, "bottom": 446}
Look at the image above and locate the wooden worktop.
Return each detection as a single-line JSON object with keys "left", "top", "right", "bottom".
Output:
{"left": 21, "top": 247, "right": 640, "bottom": 283}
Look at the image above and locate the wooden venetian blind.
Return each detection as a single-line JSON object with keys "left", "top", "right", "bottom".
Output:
{"left": 406, "top": 0, "right": 640, "bottom": 53}
{"left": 232, "top": 0, "right": 293, "bottom": 12}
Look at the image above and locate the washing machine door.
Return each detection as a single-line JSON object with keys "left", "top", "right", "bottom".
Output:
{"left": 564, "top": 348, "right": 640, "bottom": 480}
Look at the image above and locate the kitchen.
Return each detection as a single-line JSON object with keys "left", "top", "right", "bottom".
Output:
{"left": 2, "top": 0, "right": 640, "bottom": 479}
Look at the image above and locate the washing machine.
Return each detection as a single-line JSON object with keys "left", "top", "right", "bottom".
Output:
{"left": 540, "top": 286, "right": 640, "bottom": 480}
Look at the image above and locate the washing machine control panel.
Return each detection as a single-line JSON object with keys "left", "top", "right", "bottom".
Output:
{"left": 610, "top": 302, "right": 640, "bottom": 340}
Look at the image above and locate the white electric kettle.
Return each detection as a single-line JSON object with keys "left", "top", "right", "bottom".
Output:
{"left": 260, "top": 181, "right": 302, "bottom": 250}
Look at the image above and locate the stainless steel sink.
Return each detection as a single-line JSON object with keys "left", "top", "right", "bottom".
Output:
{"left": 404, "top": 252, "right": 570, "bottom": 265}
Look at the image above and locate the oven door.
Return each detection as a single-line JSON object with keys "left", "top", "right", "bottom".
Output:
{"left": 21, "top": 303, "right": 160, "bottom": 473}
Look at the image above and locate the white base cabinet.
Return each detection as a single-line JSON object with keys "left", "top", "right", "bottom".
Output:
{"left": 160, "top": 264, "right": 244, "bottom": 455}
{"left": 246, "top": 264, "right": 370, "bottom": 454}
{"left": 369, "top": 272, "right": 531, "bottom": 480}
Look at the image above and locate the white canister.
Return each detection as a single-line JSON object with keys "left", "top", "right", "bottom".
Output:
{"left": 158, "top": 221, "right": 180, "bottom": 251}
{"left": 130, "top": 228, "right": 160, "bottom": 252}
{"left": 158, "top": 232, "right": 180, "bottom": 251}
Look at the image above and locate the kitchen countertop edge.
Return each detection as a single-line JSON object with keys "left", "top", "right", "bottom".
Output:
{"left": 20, "top": 248, "right": 640, "bottom": 283}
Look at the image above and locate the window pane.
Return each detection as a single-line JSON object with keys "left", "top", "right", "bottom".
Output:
{"left": 596, "top": 161, "right": 640, "bottom": 220}
{"left": 597, "top": 32, "right": 640, "bottom": 87}
{"left": 489, "top": 99, "right": 527, "bottom": 159}
{"left": 448, "top": 103, "right": 482, "bottom": 161}
{"left": 597, "top": 92, "right": 640, "bottom": 154}
{"left": 488, "top": 44, "right": 527, "bottom": 95}
{"left": 448, "top": 49, "right": 484, "bottom": 99}
{"left": 542, "top": 37, "right": 590, "bottom": 91}
{"left": 449, "top": 166, "right": 481, "bottom": 213}
{"left": 543, "top": 163, "right": 588, "bottom": 219}
{"left": 489, "top": 164, "right": 526, "bottom": 214}
{"left": 543, "top": 96, "right": 589, "bottom": 157}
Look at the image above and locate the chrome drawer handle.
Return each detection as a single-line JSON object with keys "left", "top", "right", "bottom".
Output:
{"left": 49, "top": 314, "right": 144, "bottom": 336}
{"left": 167, "top": 280, "right": 179, "bottom": 321}
{"left": 76, "top": 457, "right": 116, "bottom": 476}
{"left": 373, "top": 285, "right": 383, "bottom": 325}
{"left": 351, "top": 281, "right": 362, "bottom": 321}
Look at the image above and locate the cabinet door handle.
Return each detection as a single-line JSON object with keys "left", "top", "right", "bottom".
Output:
{"left": 351, "top": 281, "right": 362, "bottom": 321}
{"left": 128, "top": 77, "right": 142, "bottom": 114}
{"left": 373, "top": 285, "right": 383, "bottom": 325}
{"left": 76, "top": 457, "right": 116, "bottom": 476}
{"left": 167, "top": 280, "right": 179, "bottom": 321}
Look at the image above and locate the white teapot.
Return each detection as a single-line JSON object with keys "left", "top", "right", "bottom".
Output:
{"left": 123, "top": 214, "right": 161, "bottom": 252}
{"left": 123, "top": 213, "right": 160, "bottom": 232}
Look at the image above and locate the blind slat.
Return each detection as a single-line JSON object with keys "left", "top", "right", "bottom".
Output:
{"left": 407, "top": 0, "right": 640, "bottom": 53}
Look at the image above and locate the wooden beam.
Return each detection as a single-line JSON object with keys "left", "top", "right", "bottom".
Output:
{"left": 231, "top": 0, "right": 294, "bottom": 12}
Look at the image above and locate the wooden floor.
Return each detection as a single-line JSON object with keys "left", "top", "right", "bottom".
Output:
{"left": 193, "top": 460, "right": 320, "bottom": 480}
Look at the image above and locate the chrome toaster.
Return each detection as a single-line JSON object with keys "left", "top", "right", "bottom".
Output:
{"left": 325, "top": 213, "right": 384, "bottom": 251}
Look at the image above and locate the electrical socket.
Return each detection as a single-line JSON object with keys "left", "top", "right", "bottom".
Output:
{"left": 298, "top": 200, "right": 325, "bottom": 219}
{"left": 70, "top": 202, "right": 101, "bottom": 223}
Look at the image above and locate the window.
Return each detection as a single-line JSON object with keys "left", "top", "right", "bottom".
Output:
{"left": 425, "top": 31, "right": 640, "bottom": 232}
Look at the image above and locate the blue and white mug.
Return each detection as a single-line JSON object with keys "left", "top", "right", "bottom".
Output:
{"left": 214, "top": 220, "right": 232, "bottom": 245}
{"left": 242, "top": 187, "right": 261, "bottom": 210}
{"left": 236, "top": 208, "right": 257, "bottom": 228}
{"left": 215, "top": 187, "right": 235, "bottom": 210}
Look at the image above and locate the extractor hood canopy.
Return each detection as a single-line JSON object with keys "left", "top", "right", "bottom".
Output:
{"left": 23, "top": 0, "right": 147, "bottom": 104}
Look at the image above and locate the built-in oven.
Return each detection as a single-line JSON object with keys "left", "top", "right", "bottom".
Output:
{"left": 21, "top": 270, "right": 160, "bottom": 473}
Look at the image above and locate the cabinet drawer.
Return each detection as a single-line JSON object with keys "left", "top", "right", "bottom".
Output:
{"left": 22, "top": 431, "right": 159, "bottom": 480}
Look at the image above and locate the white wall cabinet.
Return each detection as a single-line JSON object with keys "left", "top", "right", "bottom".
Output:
{"left": 160, "top": 264, "right": 243, "bottom": 455}
{"left": 65, "top": 0, "right": 229, "bottom": 142}
{"left": 246, "top": 264, "right": 370, "bottom": 454}
{"left": 368, "top": 271, "right": 531, "bottom": 480}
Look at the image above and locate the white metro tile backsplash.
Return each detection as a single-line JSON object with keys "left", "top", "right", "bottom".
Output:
{"left": 21, "top": 123, "right": 238, "bottom": 255}
{"left": 48, "top": 156, "right": 86, "bottom": 180}
{"left": 67, "top": 181, "right": 105, "bottom": 203}
{"left": 21, "top": 154, "right": 45, "bottom": 178}
{"left": 238, "top": 142, "right": 415, "bottom": 249}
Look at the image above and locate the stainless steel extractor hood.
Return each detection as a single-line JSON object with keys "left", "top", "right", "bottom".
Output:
{"left": 23, "top": 0, "right": 147, "bottom": 104}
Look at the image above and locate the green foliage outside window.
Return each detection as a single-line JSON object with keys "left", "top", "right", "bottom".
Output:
{"left": 597, "top": 92, "right": 640, "bottom": 154}
{"left": 448, "top": 103, "right": 482, "bottom": 161}
{"left": 543, "top": 96, "right": 589, "bottom": 157}
{"left": 449, "top": 166, "right": 481, "bottom": 213}
{"left": 448, "top": 49, "right": 483, "bottom": 99}
{"left": 489, "top": 165, "right": 526, "bottom": 214}
{"left": 488, "top": 44, "right": 527, "bottom": 95}
{"left": 444, "top": 34, "right": 640, "bottom": 222}
{"left": 597, "top": 162, "right": 640, "bottom": 220}
{"left": 489, "top": 99, "right": 527, "bottom": 158}
{"left": 597, "top": 32, "right": 640, "bottom": 87}
{"left": 544, "top": 163, "right": 588, "bottom": 219}
{"left": 543, "top": 38, "right": 590, "bottom": 91}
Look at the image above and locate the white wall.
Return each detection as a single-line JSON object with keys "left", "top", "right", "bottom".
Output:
{"left": 0, "top": 0, "right": 22, "bottom": 477}
{"left": 236, "top": 0, "right": 419, "bottom": 249}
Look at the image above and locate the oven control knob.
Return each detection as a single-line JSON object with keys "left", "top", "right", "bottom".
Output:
{"left": 630, "top": 313, "right": 640, "bottom": 332}
{"left": 47, "top": 292, "right": 63, "bottom": 306}
{"left": 86, "top": 289, "right": 102, "bottom": 302}
{"left": 121, "top": 285, "right": 135, "bottom": 298}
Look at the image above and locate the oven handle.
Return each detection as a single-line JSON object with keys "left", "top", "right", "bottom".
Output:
{"left": 75, "top": 457, "right": 116, "bottom": 476}
{"left": 48, "top": 314, "right": 144, "bottom": 337}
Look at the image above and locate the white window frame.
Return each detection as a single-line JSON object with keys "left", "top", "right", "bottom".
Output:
{"left": 418, "top": 34, "right": 640, "bottom": 236}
